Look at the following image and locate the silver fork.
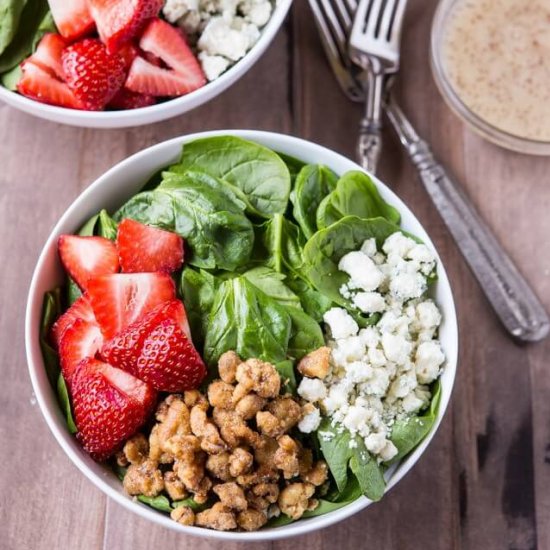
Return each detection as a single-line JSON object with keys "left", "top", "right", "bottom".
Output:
{"left": 308, "top": 0, "right": 550, "bottom": 342}
{"left": 348, "top": 0, "right": 408, "bottom": 173}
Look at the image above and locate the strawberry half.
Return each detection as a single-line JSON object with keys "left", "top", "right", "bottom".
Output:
{"left": 62, "top": 39, "right": 126, "bottom": 110}
{"left": 88, "top": 0, "right": 164, "bottom": 54}
{"left": 58, "top": 235, "right": 119, "bottom": 291}
{"left": 72, "top": 358, "right": 157, "bottom": 460}
{"left": 27, "top": 33, "right": 66, "bottom": 79}
{"left": 108, "top": 88, "right": 155, "bottom": 110}
{"left": 87, "top": 272, "right": 176, "bottom": 339}
{"left": 51, "top": 294, "right": 96, "bottom": 346}
{"left": 101, "top": 300, "right": 205, "bottom": 392}
{"left": 48, "top": 0, "right": 95, "bottom": 41}
{"left": 116, "top": 219, "right": 184, "bottom": 273}
{"left": 126, "top": 18, "right": 206, "bottom": 97}
{"left": 59, "top": 318, "right": 104, "bottom": 385}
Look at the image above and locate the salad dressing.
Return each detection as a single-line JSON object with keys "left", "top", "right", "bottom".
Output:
{"left": 443, "top": 0, "right": 550, "bottom": 141}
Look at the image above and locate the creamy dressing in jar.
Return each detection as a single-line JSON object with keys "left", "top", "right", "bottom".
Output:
{"left": 443, "top": 0, "right": 550, "bottom": 141}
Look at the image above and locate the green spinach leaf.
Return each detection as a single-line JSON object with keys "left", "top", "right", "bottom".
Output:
{"left": 57, "top": 373, "right": 77, "bottom": 434}
{"left": 137, "top": 495, "right": 173, "bottom": 513}
{"left": 115, "top": 171, "right": 254, "bottom": 271}
{"left": 39, "top": 288, "right": 62, "bottom": 387}
{"left": 303, "top": 477, "right": 363, "bottom": 517}
{"left": 203, "top": 277, "right": 292, "bottom": 366}
{"left": 316, "top": 171, "right": 401, "bottom": 229}
{"left": 172, "top": 497, "right": 209, "bottom": 512}
{"left": 286, "top": 306, "right": 324, "bottom": 361}
{"left": 293, "top": 164, "right": 338, "bottom": 238}
{"left": 242, "top": 266, "right": 302, "bottom": 309}
{"left": 285, "top": 277, "right": 333, "bottom": 322}
{"left": 0, "top": 0, "right": 26, "bottom": 56}
{"left": 277, "top": 152, "right": 305, "bottom": 185}
{"left": 173, "top": 136, "right": 291, "bottom": 217}
{"left": 274, "top": 359, "right": 296, "bottom": 394}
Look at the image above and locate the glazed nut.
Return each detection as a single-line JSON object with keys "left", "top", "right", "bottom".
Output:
{"left": 208, "top": 380, "right": 234, "bottom": 409}
{"left": 228, "top": 447, "right": 254, "bottom": 477}
{"left": 213, "top": 482, "right": 248, "bottom": 511}
{"left": 256, "top": 411, "right": 282, "bottom": 438}
{"left": 123, "top": 459, "right": 164, "bottom": 497}
{"left": 235, "top": 393, "right": 266, "bottom": 419}
{"left": 273, "top": 435, "right": 300, "bottom": 479}
{"left": 184, "top": 390, "right": 208, "bottom": 410}
{"left": 278, "top": 482, "right": 315, "bottom": 520}
{"left": 297, "top": 346, "right": 331, "bottom": 379}
{"left": 234, "top": 359, "right": 281, "bottom": 400}
{"left": 171, "top": 505, "right": 195, "bottom": 526}
{"left": 218, "top": 351, "right": 241, "bottom": 384}
{"left": 164, "top": 471, "right": 188, "bottom": 501}
{"left": 206, "top": 452, "right": 232, "bottom": 481}
{"left": 121, "top": 433, "right": 149, "bottom": 465}
{"left": 195, "top": 502, "right": 237, "bottom": 531}
{"left": 237, "top": 509, "right": 268, "bottom": 531}
{"left": 302, "top": 460, "right": 329, "bottom": 487}
{"left": 267, "top": 397, "right": 302, "bottom": 433}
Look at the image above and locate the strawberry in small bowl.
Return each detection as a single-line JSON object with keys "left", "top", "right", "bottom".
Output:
{"left": 0, "top": 0, "right": 292, "bottom": 127}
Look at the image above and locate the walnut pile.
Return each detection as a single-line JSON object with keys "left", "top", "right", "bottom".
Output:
{"left": 117, "top": 351, "right": 328, "bottom": 531}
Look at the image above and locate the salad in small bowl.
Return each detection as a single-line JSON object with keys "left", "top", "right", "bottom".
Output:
{"left": 26, "top": 131, "right": 458, "bottom": 540}
{"left": 0, "top": 1, "right": 291, "bottom": 127}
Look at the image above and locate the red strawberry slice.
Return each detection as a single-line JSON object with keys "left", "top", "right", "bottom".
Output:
{"left": 118, "top": 43, "right": 140, "bottom": 69}
{"left": 27, "top": 33, "right": 66, "bottom": 79}
{"left": 87, "top": 272, "right": 176, "bottom": 339}
{"left": 48, "top": 0, "right": 95, "bottom": 41}
{"left": 62, "top": 39, "right": 126, "bottom": 110}
{"left": 101, "top": 300, "right": 205, "bottom": 392}
{"left": 108, "top": 88, "right": 155, "bottom": 110}
{"left": 116, "top": 219, "right": 184, "bottom": 273}
{"left": 88, "top": 0, "right": 164, "bottom": 54}
{"left": 58, "top": 235, "right": 119, "bottom": 291}
{"left": 72, "top": 358, "right": 157, "bottom": 460}
{"left": 51, "top": 294, "right": 96, "bottom": 346}
{"left": 126, "top": 19, "right": 206, "bottom": 97}
{"left": 17, "top": 62, "right": 83, "bottom": 109}
{"left": 59, "top": 318, "right": 104, "bottom": 385}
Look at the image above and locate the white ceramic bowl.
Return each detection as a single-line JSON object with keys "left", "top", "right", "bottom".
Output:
{"left": 0, "top": 2, "right": 292, "bottom": 128}
{"left": 25, "top": 130, "right": 458, "bottom": 540}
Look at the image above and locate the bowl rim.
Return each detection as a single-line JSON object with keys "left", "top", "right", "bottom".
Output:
{"left": 430, "top": 0, "right": 550, "bottom": 156}
{"left": 0, "top": 0, "right": 293, "bottom": 128}
{"left": 25, "top": 129, "right": 459, "bottom": 541}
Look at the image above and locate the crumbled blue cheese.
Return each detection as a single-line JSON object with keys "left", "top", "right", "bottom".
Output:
{"left": 162, "top": 0, "right": 274, "bottom": 81}
{"left": 297, "top": 233, "right": 444, "bottom": 464}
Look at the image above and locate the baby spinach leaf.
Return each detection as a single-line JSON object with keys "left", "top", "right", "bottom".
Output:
{"left": 302, "top": 216, "right": 402, "bottom": 306}
{"left": 389, "top": 380, "right": 442, "bottom": 463}
{"left": 0, "top": 62, "right": 19, "bottom": 89}
{"left": 242, "top": 266, "right": 302, "bottom": 309}
{"left": 316, "top": 171, "right": 401, "bottom": 229}
{"left": 348, "top": 438, "right": 386, "bottom": 501}
{"left": 179, "top": 267, "right": 218, "bottom": 349}
{"left": 115, "top": 171, "right": 254, "bottom": 271}
{"left": 285, "top": 306, "right": 324, "bottom": 361}
{"left": 203, "top": 277, "right": 292, "bottom": 366}
{"left": 293, "top": 164, "right": 338, "bottom": 239}
{"left": 172, "top": 497, "right": 209, "bottom": 512}
{"left": 277, "top": 152, "right": 306, "bottom": 185}
{"left": 302, "top": 477, "right": 363, "bottom": 518}
{"left": 275, "top": 360, "right": 296, "bottom": 394}
{"left": 0, "top": 0, "right": 27, "bottom": 56}
{"left": 39, "top": 288, "right": 62, "bottom": 387}
{"left": 173, "top": 136, "right": 291, "bottom": 217}
{"left": 97, "top": 209, "right": 118, "bottom": 240}
{"left": 137, "top": 495, "right": 173, "bottom": 513}
{"left": 285, "top": 277, "right": 333, "bottom": 323}
{"left": 57, "top": 373, "right": 77, "bottom": 434}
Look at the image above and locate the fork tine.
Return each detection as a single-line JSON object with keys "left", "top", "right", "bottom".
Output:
{"left": 319, "top": 0, "right": 348, "bottom": 58}
{"left": 388, "top": 0, "right": 408, "bottom": 45}
{"left": 378, "top": 0, "right": 398, "bottom": 40}
{"left": 333, "top": 0, "right": 353, "bottom": 30}
{"left": 365, "top": 0, "right": 384, "bottom": 37}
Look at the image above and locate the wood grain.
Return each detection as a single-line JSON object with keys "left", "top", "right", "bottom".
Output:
{"left": 1, "top": 1, "right": 550, "bottom": 549}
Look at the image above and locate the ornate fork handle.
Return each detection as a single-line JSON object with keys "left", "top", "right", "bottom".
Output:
{"left": 387, "top": 100, "right": 549, "bottom": 341}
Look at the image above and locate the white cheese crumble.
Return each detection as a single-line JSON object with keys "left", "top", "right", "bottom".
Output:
{"left": 162, "top": 0, "right": 274, "bottom": 81}
{"left": 297, "top": 233, "right": 444, "bottom": 464}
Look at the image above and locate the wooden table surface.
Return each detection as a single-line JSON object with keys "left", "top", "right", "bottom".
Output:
{"left": 2, "top": 2, "right": 549, "bottom": 549}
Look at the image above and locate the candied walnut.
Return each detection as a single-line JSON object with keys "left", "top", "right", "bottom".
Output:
{"left": 123, "top": 434, "right": 148, "bottom": 463}
{"left": 194, "top": 476, "right": 213, "bottom": 504}
{"left": 190, "top": 405, "right": 228, "bottom": 454}
{"left": 213, "top": 482, "right": 248, "bottom": 511}
{"left": 254, "top": 436, "right": 278, "bottom": 466}
{"left": 155, "top": 394, "right": 181, "bottom": 422}
{"left": 184, "top": 390, "right": 208, "bottom": 410}
{"left": 267, "top": 397, "right": 302, "bottom": 433}
{"left": 247, "top": 483, "right": 279, "bottom": 510}
{"left": 235, "top": 393, "right": 266, "bottom": 419}
{"left": 297, "top": 346, "right": 331, "bottom": 379}
{"left": 195, "top": 502, "right": 237, "bottom": 531}
{"left": 228, "top": 447, "right": 253, "bottom": 477}
{"left": 256, "top": 411, "right": 281, "bottom": 438}
{"left": 302, "top": 460, "right": 329, "bottom": 487}
{"left": 123, "top": 459, "right": 164, "bottom": 497}
{"left": 174, "top": 455, "right": 206, "bottom": 493}
{"left": 233, "top": 359, "right": 280, "bottom": 401}
{"left": 237, "top": 509, "right": 267, "bottom": 531}
{"left": 170, "top": 505, "right": 195, "bottom": 526}
{"left": 278, "top": 482, "right": 315, "bottom": 520}
{"left": 218, "top": 351, "right": 240, "bottom": 384}
{"left": 213, "top": 408, "right": 260, "bottom": 447}
{"left": 237, "top": 466, "right": 279, "bottom": 488}
{"left": 208, "top": 380, "right": 234, "bottom": 409}
{"left": 164, "top": 471, "right": 188, "bottom": 501}
{"left": 206, "top": 452, "right": 232, "bottom": 481}
{"left": 274, "top": 435, "right": 300, "bottom": 479}
{"left": 148, "top": 425, "right": 172, "bottom": 464}
{"left": 307, "top": 499, "right": 319, "bottom": 511}
{"left": 163, "top": 434, "right": 201, "bottom": 463}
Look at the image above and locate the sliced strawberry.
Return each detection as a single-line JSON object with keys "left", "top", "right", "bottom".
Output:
{"left": 27, "top": 33, "right": 66, "bottom": 79}
{"left": 88, "top": 0, "right": 164, "bottom": 54}
{"left": 59, "top": 318, "right": 104, "bottom": 384}
{"left": 17, "top": 62, "right": 83, "bottom": 109}
{"left": 62, "top": 39, "right": 126, "bottom": 110}
{"left": 72, "top": 358, "right": 157, "bottom": 460}
{"left": 118, "top": 43, "right": 140, "bottom": 69}
{"left": 126, "top": 19, "right": 206, "bottom": 97}
{"left": 87, "top": 272, "right": 176, "bottom": 339}
{"left": 116, "top": 219, "right": 184, "bottom": 273}
{"left": 51, "top": 294, "right": 95, "bottom": 346}
{"left": 48, "top": 0, "right": 95, "bottom": 41}
{"left": 58, "top": 235, "right": 119, "bottom": 291}
{"left": 108, "top": 88, "right": 155, "bottom": 109}
{"left": 101, "top": 300, "right": 204, "bottom": 392}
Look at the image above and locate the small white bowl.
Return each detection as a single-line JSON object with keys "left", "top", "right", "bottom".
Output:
{"left": 0, "top": 2, "right": 292, "bottom": 128}
{"left": 25, "top": 130, "right": 458, "bottom": 540}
